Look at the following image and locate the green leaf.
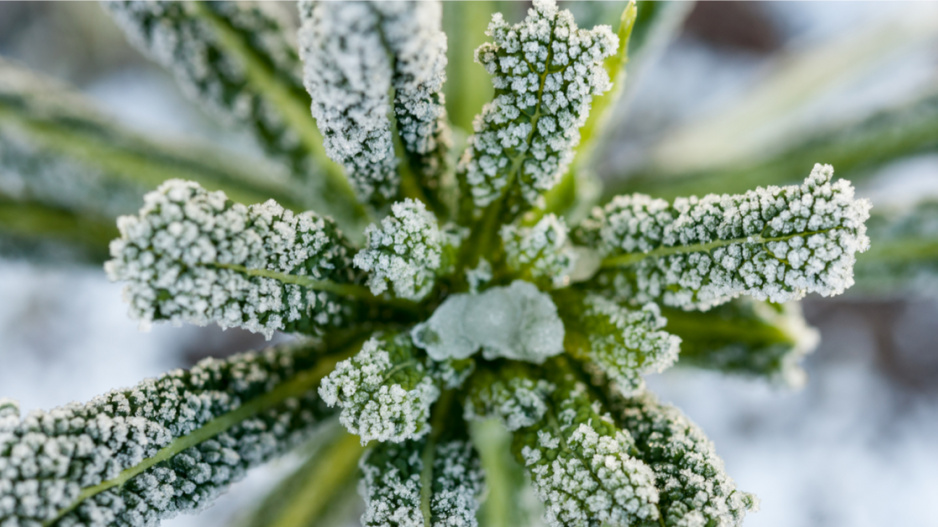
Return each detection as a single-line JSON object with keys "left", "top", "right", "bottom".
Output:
{"left": 611, "top": 391, "right": 758, "bottom": 526}
{"left": 0, "top": 338, "right": 360, "bottom": 527}
{"left": 556, "top": 290, "right": 680, "bottom": 395}
{"left": 612, "top": 90, "right": 938, "bottom": 200}
{"left": 664, "top": 299, "right": 820, "bottom": 387}
{"left": 105, "top": 180, "right": 373, "bottom": 339}
{"left": 470, "top": 418, "right": 542, "bottom": 527}
{"left": 240, "top": 430, "right": 365, "bottom": 527}
{"left": 103, "top": 1, "right": 366, "bottom": 228}
{"left": 358, "top": 392, "right": 485, "bottom": 527}
{"left": 578, "top": 165, "right": 871, "bottom": 310}
{"left": 0, "top": 57, "right": 306, "bottom": 219}
{"left": 0, "top": 195, "right": 116, "bottom": 264}
{"left": 854, "top": 199, "right": 938, "bottom": 296}
{"left": 509, "top": 358, "right": 661, "bottom": 527}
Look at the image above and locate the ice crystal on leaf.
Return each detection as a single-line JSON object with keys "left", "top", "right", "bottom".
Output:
{"left": 354, "top": 198, "right": 461, "bottom": 301}
{"left": 502, "top": 214, "right": 577, "bottom": 289}
{"left": 412, "top": 280, "right": 565, "bottom": 363}
{"left": 459, "top": 0, "right": 618, "bottom": 215}
{"left": 1, "top": 1, "right": 882, "bottom": 526}
{"left": 613, "top": 391, "right": 759, "bottom": 526}
{"left": 511, "top": 362, "right": 661, "bottom": 527}
{"left": 0, "top": 343, "right": 336, "bottom": 527}
{"left": 105, "top": 180, "right": 361, "bottom": 338}
{"left": 360, "top": 438, "right": 484, "bottom": 527}
{"left": 558, "top": 292, "right": 681, "bottom": 395}
{"left": 319, "top": 334, "right": 440, "bottom": 444}
{"left": 299, "top": 0, "right": 449, "bottom": 208}
{"left": 579, "top": 164, "right": 872, "bottom": 310}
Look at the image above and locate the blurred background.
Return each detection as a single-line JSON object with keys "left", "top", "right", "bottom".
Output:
{"left": 1, "top": 2, "right": 937, "bottom": 526}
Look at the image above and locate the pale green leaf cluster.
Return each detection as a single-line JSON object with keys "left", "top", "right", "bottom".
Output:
{"left": 464, "top": 364, "right": 554, "bottom": 431}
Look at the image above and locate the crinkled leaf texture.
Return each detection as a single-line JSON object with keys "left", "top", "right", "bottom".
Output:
{"left": 0, "top": 341, "right": 347, "bottom": 527}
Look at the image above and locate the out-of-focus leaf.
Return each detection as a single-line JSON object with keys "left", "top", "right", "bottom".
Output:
{"left": 610, "top": 91, "right": 938, "bottom": 200}
{"left": 240, "top": 430, "right": 364, "bottom": 527}
{"left": 855, "top": 199, "right": 938, "bottom": 296}
{"left": 103, "top": 1, "right": 367, "bottom": 227}
{"left": 0, "top": 58, "right": 309, "bottom": 218}
{"left": 664, "top": 300, "right": 820, "bottom": 388}
{"left": 0, "top": 195, "right": 116, "bottom": 263}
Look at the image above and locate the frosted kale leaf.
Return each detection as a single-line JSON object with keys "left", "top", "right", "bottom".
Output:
{"left": 412, "top": 280, "right": 565, "bottom": 363}
{"left": 511, "top": 361, "right": 660, "bottom": 527}
{"left": 105, "top": 2, "right": 306, "bottom": 173}
{"left": 0, "top": 342, "right": 340, "bottom": 527}
{"left": 458, "top": 0, "right": 618, "bottom": 216}
{"left": 105, "top": 180, "right": 363, "bottom": 338}
{"left": 579, "top": 164, "right": 872, "bottom": 310}
{"left": 464, "top": 363, "right": 555, "bottom": 431}
{"left": 360, "top": 437, "right": 484, "bottom": 527}
{"left": 613, "top": 391, "right": 759, "bottom": 527}
{"left": 354, "top": 198, "right": 463, "bottom": 301}
{"left": 666, "top": 299, "right": 820, "bottom": 388}
{"left": 299, "top": 0, "right": 450, "bottom": 208}
{"left": 501, "top": 214, "right": 577, "bottom": 289}
{"left": 558, "top": 292, "right": 681, "bottom": 395}
{"left": 319, "top": 334, "right": 440, "bottom": 444}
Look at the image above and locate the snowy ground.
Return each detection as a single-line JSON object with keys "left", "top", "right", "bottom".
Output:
{"left": 1, "top": 2, "right": 937, "bottom": 527}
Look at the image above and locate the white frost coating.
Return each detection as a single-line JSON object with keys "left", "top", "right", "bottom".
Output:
{"left": 465, "top": 258, "right": 493, "bottom": 294}
{"left": 459, "top": 0, "right": 617, "bottom": 209}
{"left": 411, "top": 280, "right": 564, "bottom": 363}
{"left": 0, "top": 345, "right": 331, "bottom": 527}
{"left": 105, "top": 180, "right": 358, "bottom": 339}
{"left": 616, "top": 392, "right": 759, "bottom": 526}
{"left": 354, "top": 198, "right": 461, "bottom": 301}
{"left": 105, "top": 2, "right": 309, "bottom": 168}
{"left": 516, "top": 377, "right": 660, "bottom": 527}
{"left": 319, "top": 336, "right": 439, "bottom": 444}
{"left": 581, "top": 164, "right": 872, "bottom": 310}
{"left": 502, "top": 214, "right": 577, "bottom": 288}
{"left": 360, "top": 439, "right": 484, "bottom": 527}
{"left": 572, "top": 296, "right": 681, "bottom": 395}
{"left": 299, "top": 1, "right": 450, "bottom": 205}
{"left": 464, "top": 367, "right": 554, "bottom": 431}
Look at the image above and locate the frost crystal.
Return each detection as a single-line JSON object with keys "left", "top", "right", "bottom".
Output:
{"left": 502, "top": 214, "right": 577, "bottom": 289}
{"left": 580, "top": 164, "right": 872, "bottom": 310}
{"left": 459, "top": 0, "right": 617, "bottom": 212}
{"left": 105, "top": 180, "right": 361, "bottom": 338}
{"left": 464, "top": 364, "right": 554, "bottom": 431}
{"left": 360, "top": 438, "right": 484, "bottom": 527}
{"left": 319, "top": 335, "right": 440, "bottom": 444}
{"left": 615, "top": 392, "right": 759, "bottom": 526}
{"left": 412, "top": 280, "right": 565, "bottom": 363}
{"left": 512, "top": 366, "right": 660, "bottom": 527}
{"left": 0, "top": 344, "right": 333, "bottom": 527}
{"left": 353, "top": 198, "right": 461, "bottom": 301}
{"left": 105, "top": 2, "right": 311, "bottom": 174}
{"left": 559, "top": 293, "right": 681, "bottom": 395}
{"left": 299, "top": 0, "right": 450, "bottom": 206}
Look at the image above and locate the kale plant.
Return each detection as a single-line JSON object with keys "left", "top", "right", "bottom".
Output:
{"left": 9, "top": 1, "right": 938, "bottom": 526}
